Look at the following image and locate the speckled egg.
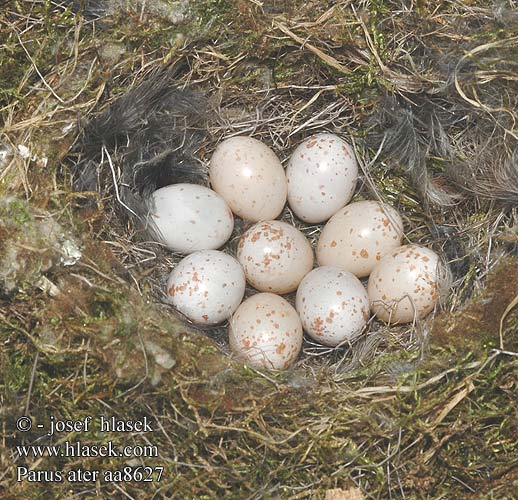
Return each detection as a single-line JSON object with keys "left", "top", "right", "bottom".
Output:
{"left": 296, "top": 266, "right": 370, "bottom": 347}
{"left": 237, "top": 220, "right": 314, "bottom": 294}
{"left": 368, "top": 244, "right": 443, "bottom": 323}
{"left": 149, "top": 184, "right": 233, "bottom": 254}
{"left": 166, "top": 250, "right": 245, "bottom": 325}
{"left": 317, "top": 200, "right": 404, "bottom": 277}
{"left": 286, "top": 133, "right": 358, "bottom": 223}
{"left": 209, "top": 136, "right": 287, "bottom": 221}
{"left": 228, "top": 293, "right": 303, "bottom": 370}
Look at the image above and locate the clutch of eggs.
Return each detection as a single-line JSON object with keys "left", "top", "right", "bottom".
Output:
{"left": 153, "top": 133, "right": 448, "bottom": 370}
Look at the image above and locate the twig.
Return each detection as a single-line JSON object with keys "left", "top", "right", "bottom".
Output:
{"left": 499, "top": 294, "right": 518, "bottom": 350}
{"left": 24, "top": 351, "right": 39, "bottom": 416}
{"left": 273, "top": 21, "right": 351, "bottom": 74}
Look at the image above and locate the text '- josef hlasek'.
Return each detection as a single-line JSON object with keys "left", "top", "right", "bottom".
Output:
{"left": 15, "top": 415, "right": 163, "bottom": 483}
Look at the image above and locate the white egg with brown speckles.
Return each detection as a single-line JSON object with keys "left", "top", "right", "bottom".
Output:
{"left": 237, "top": 220, "right": 314, "bottom": 294}
{"left": 209, "top": 136, "right": 287, "bottom": 221}
{"left": 149, "top": 184, "right": 234, "bottom": 254}
{"left": 296, "top": 266, "right": 370, "bottom": 347}
{"left": 368, "top": 244, "right": 442, "bottom": 323}
{"left": 166, "top": 250, "right": 245, "bottom": 325}
{"left": 286, "top": 133, "right": 358, "bottom": 223}
{"left": 229, "top": 293, "right": 303, "bottom": 370}
{"left": 317, "top": 200, "right": 404, "bottom": 277}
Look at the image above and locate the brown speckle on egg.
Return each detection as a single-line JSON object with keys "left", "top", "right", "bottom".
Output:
{"left": 228, "top": 293, "right": 303, "bottom": 370}
{"left": 368, "top": 244, "right": 443, "bottom": 323}
{"left": 237, "top": 220, "right": 313, "bottom": 294}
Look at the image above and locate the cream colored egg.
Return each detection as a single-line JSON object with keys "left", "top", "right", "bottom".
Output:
{"left": 237, "top": 220, "right": 314, "bottom": 294}
{"left": 317, "top": 200, "right": 404, "bottom": 277}
{"left": 367, "top": 244, "right": 442, "bottom": 323}
{"left": 209, "top": 136, "right": 287, "bottom": 221}
{"left": 296, "top": 266, "right": 370, "bottom": 347}
{"left": 286, "top": 133, "right": 358, "bottom": 223}
{"left": 149, "top": 184, "right": 234, "bottom": 253}
{"left": 228, "top": 293, "right": 303, "bottom": 370}
{"left": 166, "top": 250, "right": 245, "bottom": 325}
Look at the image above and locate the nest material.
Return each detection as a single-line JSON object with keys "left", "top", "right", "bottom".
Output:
{"left": 369, "top": 92, "right": 518, "bottom": 207}
{"left": 65, "top": 0, "right": 191, "bottom": 23}
{"left": 65, "top": 0, "right": 107, "bottom": 20}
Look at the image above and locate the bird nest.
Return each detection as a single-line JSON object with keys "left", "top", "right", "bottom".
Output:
{"left": 1, "top": 1, "right": 517, "bottom": 498}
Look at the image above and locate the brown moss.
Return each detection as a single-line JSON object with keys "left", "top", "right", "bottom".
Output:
{"left": 432, "top": 258, "right": 518, "bottom": 352}
{"left": 469, "top": 466, "right": 518, "bottom": 499}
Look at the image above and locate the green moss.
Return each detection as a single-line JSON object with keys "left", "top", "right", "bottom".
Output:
{"left": 1, "top": 349, "right": 30, "bottom": 393}
{"left": 0, "top": 2, "right": 77, "bottom": 111}
{"left": 5, "top": 198, "right": 32, "bottom": 225}
{"left": 87, "top": 299, "right": 114, "bottom": 321}
{"left": 191, "top": 0, "right": 234, "bottom": 29}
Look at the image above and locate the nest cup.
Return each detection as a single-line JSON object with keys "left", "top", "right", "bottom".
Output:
{"left": 69, "top": 67, "right": 456, "bottom": 374}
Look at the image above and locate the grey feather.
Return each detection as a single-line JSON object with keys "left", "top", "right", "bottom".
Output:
{"left": 69, "top": 66, "right": 208, "bottom": 233}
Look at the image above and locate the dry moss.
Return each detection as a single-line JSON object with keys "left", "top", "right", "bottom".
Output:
{"left": 432, "top": 258, "right": 518, "bottom": 354}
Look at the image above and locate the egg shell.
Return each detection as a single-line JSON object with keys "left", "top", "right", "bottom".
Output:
{"left": 237, "top": 220, "right": 314, "bottom": 294}
{"left": 286, "top": 133, "right": 358, "bottom": 223}
{"left": 149, "top": 184, "right": 233, "bottom": 254}
{"left": 367, "top": 244, "right": 442, "bottom": 323}
{"left": 228, "top": 293, "right": 303, "bottom": 370}
{"left": 166, "top": 250, "right": 245, "bottom": 325}
{"left": 317, "top": 200, "right": 404, "bottom": 277}
{"left": 209, "top": 136, "right": 287, "bottom": 221}
{"left": 296, "top": 266, "right": 370, "bottom": 347}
